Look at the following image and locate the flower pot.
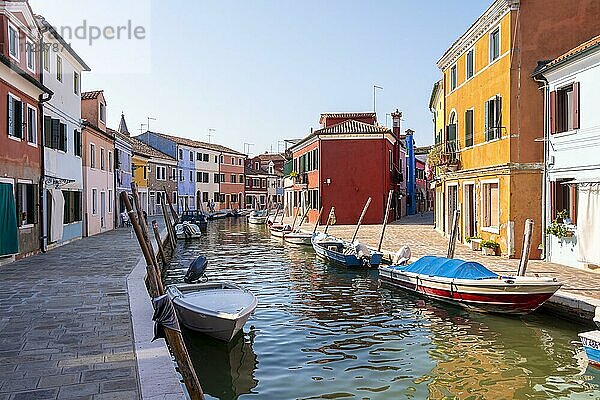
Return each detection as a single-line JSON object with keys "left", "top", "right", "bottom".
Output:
{"left": 481, "top": 247, "right": 496, "bottom": 256}
{"left": 447, "top": 163, "right": 459, "bottom": 172}
{"left": 469, "top": 240, "right": 481, "bottom": 251}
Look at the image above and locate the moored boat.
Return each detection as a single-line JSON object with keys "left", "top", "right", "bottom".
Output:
{"left": 180, "top": 210, "right": 208, "bottom": 230}
{"left": 311, "top": 233, "right": 383, "bottom": 267}
{"left": 270, "top": 224, "right": 292, "bottom": 238}
{"left": 379, "top": 255, "right": 562, "bottom": 314}
{"left": 579, "top": 330, "right": 600, "bottom": 367}
{"left": 174, "top": 221, "right": 202, "bottom": 239}
{"left": 166, "top": 282, "right": 258, "bottom": 342}
{"left": 283, "top": 231, "right": 313, "bottom": 246}
{"left": 248, "top": 210, "right": 268, "bottom": 225}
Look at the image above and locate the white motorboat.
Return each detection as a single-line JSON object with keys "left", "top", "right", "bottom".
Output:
{"left": 174, "top": 221, "right": 202, "bottom": 239}
{"left": 166, "top": 282, "right": 258, "bottom": 342}
{"left": 283, "top": 231, "right": 313, "bottom": 246}
{"left": 247, "top": 210, "right": 268, "bottom": 225}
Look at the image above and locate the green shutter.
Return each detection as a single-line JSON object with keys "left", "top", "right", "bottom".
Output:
{"left": 0, "top": 183, "right": 18, "bottom": 255}
{"left": 484, "top": 101, "right": 489, "bottom": 141}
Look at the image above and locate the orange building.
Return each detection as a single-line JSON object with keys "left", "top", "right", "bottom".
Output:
{"left": 431, "top": 0, "right": 599, "bottom": 258}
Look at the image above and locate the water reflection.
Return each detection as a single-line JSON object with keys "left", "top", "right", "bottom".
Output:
{"left": 165, "top": 218, "right": 600, "bottom": 400}
{"left": 184, "top": 327, "right": 258, "bottom": 399}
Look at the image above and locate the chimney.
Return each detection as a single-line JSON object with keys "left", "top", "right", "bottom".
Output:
{"left": 391, "top": 109, "right": 402, "bottom": 137}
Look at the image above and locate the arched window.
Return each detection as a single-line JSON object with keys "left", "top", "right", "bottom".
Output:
{"left": 447, "top": 111, "right": 457, "bottom": 142}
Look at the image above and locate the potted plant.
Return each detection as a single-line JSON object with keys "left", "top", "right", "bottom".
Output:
{"left": 480, "top": 240, "right": 500, "bottom": 256}
{"left": 447, "top": 160, "right": 460, "bottom": 172}
{"left": 466, "top": 236, "right": 482, "bottom": 251}
{"left": 545, "top": 209, "right": 574, "bottom": 239}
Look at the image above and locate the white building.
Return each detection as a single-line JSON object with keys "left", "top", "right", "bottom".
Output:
{"left": 195, "top": 147, "right": 220, "bottom": 211}
{"left": 37, "top": 16, "right": 90, "bottom": 250}
{"left": 536, "top": 34, "right": 600, "bottom": 269}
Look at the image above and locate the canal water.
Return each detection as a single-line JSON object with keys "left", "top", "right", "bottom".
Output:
{"left": 164, "top": 218, "right": 600, "bottom": 399}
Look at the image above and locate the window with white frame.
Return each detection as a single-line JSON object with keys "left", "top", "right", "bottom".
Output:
{"left": 25, "top": 39, "right": 35, "bottom": 72}
{"left": 466, "top": 48, "right": 474, "bottom": 80}
{"left": 108, "top": 151, "right": 112, "bottom": 172}
{"left": 156, "top": 166, "right": 166, "bottom": 180}
{"left": 8, "top": 24, "right": 19, "bottom": 60}
{"left": 489, "top": 27, "right": 500, "bottom": 62}
{"left": 100, "top": 148, "right": 105, "bottom": 170}
{"left": 108, "top": 190, "right": 113, "bottom": 212}
{"left": 484, "top": 95, "right": 502, "bottom": 141}
{"left": 203, "top": 153, "right": 209, "bottom": 162}
{"left": 189, "top": 170, "right": 193, "bottom": 182}
{"left": 179, "top": 169, "right": 184, "bottom": 181}
{"left": 16, "top": 182, "right": 36, "bottom": 226}
{"left": 43, "top": 45, "right": 50, "bottom": 71}
{"left": 56, "top": 55, "right": 63, "bottom": 82}
{"left": 74, "top": 72, "right": 79, "bottom": 95}
{"left": 481, "top": 181, "right": 499, "bottom": 230}
{"left": 90, "top": 143, "right": 96, "bottom": 168}
{"left": 8, "top": 94, "right": 24, "bottom": 139}
{"left": 92, "top": 188, "right": 98, "bottom": 214}
{"left": 171, "top": 167, "right": 177, "bottom": 180}
{"left": 99, "top": 102, "right": 105, "bottom": 123}
{"left": 450, "top": 64, "right": 457, "bottom": 91}
{"left": 26, "top": 105, "right": 36, "bottom": 144}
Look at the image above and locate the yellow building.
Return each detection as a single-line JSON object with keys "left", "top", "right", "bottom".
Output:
{"left": 430, "top": 0, "right": 599, "bottom": 258}
{"left": 428, "top": 80, "right": 445, "bottom": 233}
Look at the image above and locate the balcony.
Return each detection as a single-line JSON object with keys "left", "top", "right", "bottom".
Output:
{"left": 428, "top": 140, "right": 461, "bottom": 173}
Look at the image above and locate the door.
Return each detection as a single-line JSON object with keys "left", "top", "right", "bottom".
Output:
{"left": 149, "top": 193, "right": 156, "bottom": 216}
{"left": 464, "top": 184, "right": 476, "bottom": 239}
{"left": 225, "top": 194, "right": 230, "bottom": 209}
{"left": 100, "top": 191, "right": 106, "bottom": 228}
{"left": 446, "top": 185, "right": 458, "bottom": 235}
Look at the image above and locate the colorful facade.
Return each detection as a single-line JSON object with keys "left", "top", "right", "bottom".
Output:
{"left": 287, "top": 112, "right": 403, "bottom": 225}
{"left": 81, "top": 91, "right": 114, "bottom": 236}
{"left": 432, "top": 0, "right": 599, "bottom": 258}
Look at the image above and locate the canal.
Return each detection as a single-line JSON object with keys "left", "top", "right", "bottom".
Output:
{"left": 164, "top": 218, "right": 600, "bottom": 399}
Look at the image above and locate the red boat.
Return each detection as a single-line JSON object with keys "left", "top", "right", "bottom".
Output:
{"left": 378, "top": 256, "right": 561, "bottom": 315}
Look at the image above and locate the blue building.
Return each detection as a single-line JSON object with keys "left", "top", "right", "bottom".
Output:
{"left": 112, "top": 119, "right": 133, "bottom": 218}
{"left": 405, "top": 129, "right": 417, "bottom": 216}
{"left": 136, "top": 131, "right": 197, "bottom": 211}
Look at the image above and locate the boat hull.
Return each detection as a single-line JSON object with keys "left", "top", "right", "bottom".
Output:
{"left": 270, "top": 227, "right": 291, "bottom": 238}
{"left": 311, "top": 235, "right": 382, "bottom": 267}
{"left": 284, "top": 232, "right": 312, "bottom": 245}
{"left": 378, "top": 266, "right": 560, "bottom": 314}
{"left": 580, "top": 331, "right": 600, "bottom": 367}
{"left": 248, "top": 216, "right": 267, "bottom": 225}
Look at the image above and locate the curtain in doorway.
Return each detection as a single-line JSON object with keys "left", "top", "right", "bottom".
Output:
{"left": 50, "top": 189, "right": 64, "bottom": 242}
{"left": 0, "top": 183, "right": 18, "bottom": 256}
{"left": 577, "top": 183, "right": 600, "bottom": 265}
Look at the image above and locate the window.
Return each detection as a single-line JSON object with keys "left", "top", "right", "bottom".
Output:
{"left": 108, "top": 190, "right": 113, "bottom": 212}
{"left": 7, "top": 94, "right": 24, "bottom": 139}
{"left": 26, "top": 106, "right": 36, "bottom": 144}
{"left": 214, "top": 155, "right": 218, "bottom": 163}
{"left": 92, "top": 188, "right": 98, "bottom": 214}
{"left": 481, "top": 181, "right": 500, "bottom": 231}
{"left": 220, "top": 155, "right": 224, "bottom": 163}
{"left": 143, "top": 166, "right": 147, "bottom": 180}
{"left": 100, "top": 148, "right": 105, "bottom": 170}
{"left": 173, "top": 192, "right": 178, "bottom": 204}
{"left": 389, "top": 150, "right": 393, "bottom": 171}
{"left": 189, "top": 170, "right": 193, "bottom": 182}
{"left": 238, "top": 158, "right": 242, "bottom": 165}
{"left": 485, "top": 96, "right": 502, "bottom": 141}
{"left": 189, "top": 151, "right": 194, "bottom": 161}
{"left": 465, "top": 109, "right": 474, "bottom": 148}
{"left": 171, "top": 167, "right": 177, "bottom": 180}
{"left": 551, "top": 180, "right": 578, "bottom": 224}
{"left": 203, "top": 153, "right": 209, "bottom": 162}
{"left": 202, "top": 192, "right": 209, "bottom": 202}
{"left": 230, "top": 174, "right": 237, "bottom": 183}
{"left": 239, "top": 174, "right": 244, "bottom": 183}
{"left": 74, "top": 130, "right": 82, "bottom": 156}
{"left": 214, "top": 173, "right": 220, "bottom": 183}
{"left": 255, "top": 161, "right": 260, "bottom": 170}
{"left": 16, "top": 183, "right": 37, "bottom": 226}
{"left": 260, "top": 195, "right": 265, "bottom": 205}
{"left": 59, "top": 123, "right": 67, "bottom": 152}
{"left": 552, "top": 83, "right": 580, "bottom": 134}
{"left": 25, "top": 40, "right": 35, "bottom": 72}
{"left": 179, "top": 149, "right": 183, "bottom": 159}
{"left": 197, "top": 152, "right": 202, "bottom": 161}
{"left": 203, "top": 172, "right": 209, "bottom": 183}
{"left": 252, "top": 178, "right": 259, "bottom": 187}
{"left": 489, "top": 27, "right": 500, "bottom": 62}
{"left": 197, "top": 171, "right": 202, "bottom": 182}
{"left": 108, "top": 151, "right": 112, "bottom": 171}
{"left": 220, "top": 173, "right": 225, "bottom": 183}
{"left": 62, "top": 191, "right": 82, "bottom": 224}
{"left": 261, "top": 179, "right": 266, "bottom": 188}
{"left": 43, "top": 45, "right": 50, "bottom": 71}
{"left": 179, "top": 169, "right": 183, "bottom": 181}
{"left": 466, "top": 48, "right": 474, "bottom": 80}
{"left": 213, "top": 192, "right": 220, "bottom": 202}
{"left": 56, "top": 55, "right": 63, "bottom": 82}
{"left": 156, "top": 166, "right": 166, "bottom": 180}
{"left": 90, "top": 144, "right": 96, "bottom": 168}
{"left": 99, "top": 102, "right": 105, "bottom": 123}
{"left": 8, "top": 24, "right": 19, "bottom": 60}
{"left": 450, "top": 64, "right": 457, "bottom": 91}
{"left": 74, "top": 72, "right": 79, "bottom": 95}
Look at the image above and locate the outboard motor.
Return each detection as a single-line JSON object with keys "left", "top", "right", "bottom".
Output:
{"left": 184, "top": 255, "right": 208, "bottom": 283}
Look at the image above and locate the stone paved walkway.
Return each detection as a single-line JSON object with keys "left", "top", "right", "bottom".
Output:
{"left": 294, "top": 212, "right": 600, "bottom": 299}
{"left": 0, "top": 226, "right": 142, "bottom": 400}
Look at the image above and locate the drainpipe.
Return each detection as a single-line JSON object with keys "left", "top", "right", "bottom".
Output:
{"left": 533, "top": 74, "right": 549, "bottom": 260}
{"left": 38, "top": 32, "right": 53, "bottom": 253}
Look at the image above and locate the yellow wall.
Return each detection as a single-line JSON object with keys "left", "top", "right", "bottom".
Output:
{"left": 132, "top": 155, "right": 149, "bottom": 188}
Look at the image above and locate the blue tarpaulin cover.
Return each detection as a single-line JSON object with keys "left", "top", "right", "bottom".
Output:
{"left": 392, "top": 256, "right": 498, "bottom": 280}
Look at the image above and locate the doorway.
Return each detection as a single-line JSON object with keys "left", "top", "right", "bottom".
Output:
{"left": 100, "top": 191, "right": 106, "bottom": 228}
{"left": 464, "top": 183, "right": 476, "bottom": 239}
{"left": 446, "top": 184, "right": 458, "bottom": 235}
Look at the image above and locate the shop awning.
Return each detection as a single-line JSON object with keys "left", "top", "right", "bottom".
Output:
{"left": 0, "top": 183, "right": 18, "bottom": 256}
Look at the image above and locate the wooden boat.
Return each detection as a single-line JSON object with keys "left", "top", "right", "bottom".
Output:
{"left": 579, "top": 330, "right": 600, "bottom": 367}
{"left": 283, "top": 231, "right": 313, "bottom": 246}
{"left": 180, "top": 210, "right": 208, "bottom": 230}
{"left": 311, "top": 233, "right": 383, "bottom": 267}
{"left": 208, "top": 211, "right": 228, "bottom": 220}
{"left": 378, "top": 255, "right": 562, "bottom": 314}
{"left": 174, "top": 222, "right": 202, "bottom": 239}
{"left": 270, "top": 224, "right": 292, "bottom": 238}
{"left": 167, "top": 282, "right": 258, "bottom": 342}
{"left": 247, "top": 210, "right": 268, "bottom": 225}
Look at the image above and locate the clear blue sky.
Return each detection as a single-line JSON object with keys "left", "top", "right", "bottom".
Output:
{"left": 31, "top": 0, "right": 491, "bottom": 155}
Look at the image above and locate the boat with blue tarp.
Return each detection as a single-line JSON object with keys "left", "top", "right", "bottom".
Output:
{"left": 379, "top": 255, "right": 561, "bottom": 314}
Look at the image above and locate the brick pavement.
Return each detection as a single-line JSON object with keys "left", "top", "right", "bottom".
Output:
{"left": 0, "top": 226, "right": 142, "bottom": 400}
{"left": 293, "top": 212, "right": 600, "bottom": 299}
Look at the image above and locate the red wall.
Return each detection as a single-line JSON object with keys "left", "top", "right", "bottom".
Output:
{"left": 323, "top": 115, "right": 376, "bottom": 127}
{"left": 320, "top": 138, "right": 394, "bottom": 225}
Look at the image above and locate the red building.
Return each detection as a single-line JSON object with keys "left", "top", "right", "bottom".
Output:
{"left": 0, "top": 2, "right": 52, "bottom": 261}
{"left": 286, "top": 112, "right": 403, "bottom": 225}
{"left": 244, "top": 158, "right": 269, "bottom": 209}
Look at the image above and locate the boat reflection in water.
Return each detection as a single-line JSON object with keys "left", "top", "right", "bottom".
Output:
{"left": 183, "top": 327, "right": 258, "bottom": 399}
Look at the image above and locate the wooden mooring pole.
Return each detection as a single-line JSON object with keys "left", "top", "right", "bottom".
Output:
{"left": 312, "top": 207, "right": 324, "bottom": 234}
{"left": 152, "top": 219, "right": 168, "bottom": 267}
{"left": 161, "top": 201, "right": 177, "bottom": 251}
{"left": 351, "top": 197, "right": 372, "bottom": 243}
{"left": 121, "top": 192, "right": 204, "bottom": 400}
{"left": 378, "top": 190, "right": 394, "bottom": 252}
{"left": 324, "top": 207, "right": 335, "bottom": 235}
{"left": 163, "top": 186, "right": 179, "bottom": 223}
{"left": 517, "top": 219, "right": 534, "bottom": 276}
{"left": 447, "top": 209, "right": 460, "bottom": 259}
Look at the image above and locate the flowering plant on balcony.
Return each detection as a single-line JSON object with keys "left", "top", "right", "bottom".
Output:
{"left": 545, "top": 210, "right": 575, "bottom": 239}
{"left": 289, "top": 170, "right": 298, "bottom": 178}
{"left": 427, "top": 145, "right": 445, "bottom": 167}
